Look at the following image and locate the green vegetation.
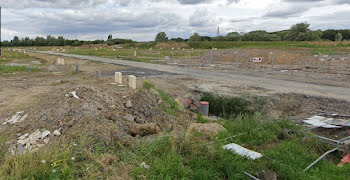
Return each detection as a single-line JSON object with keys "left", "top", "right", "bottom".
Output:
{"left": 156, "top": 88, "right": 179, "bottom": 115}
{"left": 0, "top": 65, "right": 39, "bottom": 74}
{"left": 201, "top": 93, "right": 265, "bottom": 118}
{"left": 0, "top": 88, "right": 349, "bottom": 179}
{"left": 155, "top": 32, "right": 169, "bottom": 42}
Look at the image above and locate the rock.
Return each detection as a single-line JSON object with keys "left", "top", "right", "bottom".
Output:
{"left": 43, "top": 138, "right": 50, "bottom": 144}
{"left": 135, "top": 117, "right": 145, "bottom": 124}
{"left": 126, "top": 100, "right": 132, "bottom": 108}
{"left": 187, "top": 123, "right": 226, "bottom": 138}
{"left": 129, "top": 123, "right": 160, "bottom": 136}
{"left": 41, "top": 130, "right": 51, "bottom": 139}
{"left": 29, "top": 130, "right": 41, "bottom": 144}
{"left": 17, "top": 138, "right": 29, "bottom": 145}
{"left": 17, "top": 144, "right": 25, "bottom": 155}
{"left": 65, "top": 94, "right": 69, "bottom": 97}
{"left": 18, "top": 133, "right": 29, "bottom": 140}
{"left": 123, "top": 114, "right": 135, "bottom": 122}
{"left": 16, "top": 133, "right": 22, "bottom": 138}
{"left": 53, "top": 130, "right": 61, "bottom": 136}
{"left": 37, "top": 144, "right": 45, "bottom": 148}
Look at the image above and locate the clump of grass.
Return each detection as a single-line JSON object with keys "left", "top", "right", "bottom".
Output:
{"left": 201, "top": 93, "right": 250, "bottom": 118}
{"left": 142, "top": 80, "right": 155, "bottom": 90}
{"left": 0, "top": 65, "right": 39, "bottom": 74}
{"left": 196, "top": 112, "right": 208, "bottom": 123}
{"left": 156, "top": 89, "right": 179, "bottom": 115}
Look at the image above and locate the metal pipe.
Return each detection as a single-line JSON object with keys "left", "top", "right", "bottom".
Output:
{"left": 303, "top": 147, "right": 338, "bottom": 172}
{"left": 243, "top": 171, "right": 260, "bottom": 180}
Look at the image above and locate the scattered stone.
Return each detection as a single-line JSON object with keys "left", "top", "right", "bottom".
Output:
{"left": 41, "top": 130, "right": 51, "bottom": 139}
{"left": 123, "top": 114, "right": 135, "bottom": 122}
{"left": 69, "top": 91, "right": 80, "bottom": 99}
{"left": 18, "top": 133, "right": 29, "bottom": 140}
{"left": 18, "top": 144, "right": 25, "bottom": 155}
{"left": 17, "top": 138, "right": 29, "bottom": 145}
{"left": 187, "top": 123, "right": 226, "bottom": 138}
{"left": 16, "top": 133, "right": 22, "bottom": 138}
{"left": 53, "top": 130, "right": 61, "bottom": 136}
{"left": 126, "top": 100, "right": 132, "bottom": 108}
{"left": 129, "top": 123, "right": 160, "bottom": 136}
{"left": 65, "top": 94, "right": 69, "bottom": 97}
{"left": 135, "top": 117, "right": 145, "bottom": 124}
{"left": 29, "top": 130, "right": 42, "bottom": 144}
{"left": 41, "top": 160, "right": 46, "bottom": 164}
{"left": 71, "top": 157, "right": 76, "bottom": 161}
{"left": 43, "top": 138, "right": 50, "bottom": 144}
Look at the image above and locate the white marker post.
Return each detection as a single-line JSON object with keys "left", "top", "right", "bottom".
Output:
{"left": 115, "top": 72, "right": 122, "bottom": 84}
{"left": 128, "top": 75, "right": 137, "bottom": 89}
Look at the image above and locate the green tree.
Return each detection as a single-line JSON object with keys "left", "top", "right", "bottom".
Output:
{"left": 242, "top": 30, "right": 281, "bottom": 41}
{"left": 226, "top": 32, "right": 242, "bottom": 41}
{"left": 72, "top": 40, "right": 82, "bottom": 46}
{"left": 284, "top": 22, "right": 321, "bottom": 41}
{"left": 12, "top": 36, "right": 20, "bottom": 46}
{"left": 155, "top": 32, "right": 169, "bottom": 42}
{"left": 335, "top": 33, "right": 343, "bottom": 42}
{"left": 108, "top": 34, "right": 113, "bottom": 40}
{"left": 189, "top": 32, "right": 201, "bottom": 41}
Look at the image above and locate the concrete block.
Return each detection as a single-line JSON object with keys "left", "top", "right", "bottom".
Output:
{"left": 115, "top": 72, "right": 122, "bottom": 83}
{"left": 128, "top": 75, "right": 137, "bottom": 89}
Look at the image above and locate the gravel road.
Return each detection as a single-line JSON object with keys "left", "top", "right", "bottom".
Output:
{"left": 34, "top": 51, "right": 350, "bottom": 101}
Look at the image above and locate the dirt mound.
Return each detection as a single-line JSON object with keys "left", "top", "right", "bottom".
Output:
{"left": 3, "top": 85, "right": 177, "bottom": 152}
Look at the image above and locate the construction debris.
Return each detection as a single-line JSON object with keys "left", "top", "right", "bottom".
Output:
{"left": 338, "top": 154, "right": 350, "bottom": 167}
{"left": 69, "top": 91, "right": 80, "bottom": 99}
{"left": 303, "top": 115, "right": 350, "bottom": 128}
{"left": 141, "top": 162, "right": 150, "bottom": 169}
{"left": 223, "top": 143, "right": 262, "bottom": 160}
{"left": 304, "top": 147, "right": 338, "bottom": 171}
{"left": 3, "top": 111, "right": 28, "bottom": 125}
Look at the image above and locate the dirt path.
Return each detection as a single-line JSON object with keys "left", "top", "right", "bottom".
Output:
{"left": 34, "top": 51, "right": 350, "bottom": 102}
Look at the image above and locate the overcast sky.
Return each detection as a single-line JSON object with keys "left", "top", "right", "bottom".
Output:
{"left": 1, "top": 0, "right": 349, "bottom": 41}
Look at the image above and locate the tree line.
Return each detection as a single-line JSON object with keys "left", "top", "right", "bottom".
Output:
{"left": 2, "top": 22, "right": 349, "bottom": 47}
{"left": 155, "top": 23, "right": 349, "bottom": 42}
{"left": 2, "top": 34, "right": 133, "bottom": 47}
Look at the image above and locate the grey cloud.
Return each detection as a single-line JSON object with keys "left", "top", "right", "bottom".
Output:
{"left": 176, "top": 0, "right": 214, "bottom": 5}
{"left": 264, "top": 7, "right": 308, "bottom": 18}
{"left": 282, "top": 0, "right": 324, "bottom": 2}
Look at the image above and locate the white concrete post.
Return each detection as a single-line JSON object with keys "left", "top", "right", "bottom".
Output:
{"left": 57, "top": 58, "right": 61, "bottom": 65}
{"left": 134, "top": 51, "right": 137, "bottom": 57}
{"left": 115, "top": 72, "right": 122, "bottom": 83}
{"left": 128, "top": 75, "right": 137, "bottom": 89}
{"left": 61, "top": 59, "right": 65, "bottom": 65}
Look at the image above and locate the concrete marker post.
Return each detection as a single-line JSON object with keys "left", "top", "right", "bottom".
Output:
{"left": 96, "top": 70, "right": 101, "bottom": 78}
{"left": 115, "top": 72, "right": 122, "bottom": 83}
{"left": 75, "top": 65, "right": 80, "bottom": 74}
{"left": 128, "top": 75, "right": 137, "bottom": 89}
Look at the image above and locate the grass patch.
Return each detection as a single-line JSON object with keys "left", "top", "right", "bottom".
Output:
{"left": 142, "top": 80, "right": 155, "bottom": 90}
{"left": 0, "top": 65, "right": 39, "bottom": 74}
{"left": 202, "top": 93, "right": 251, "bottom": 118}
{"left": 156, "top": 88, "right": 179, "bottom": 115}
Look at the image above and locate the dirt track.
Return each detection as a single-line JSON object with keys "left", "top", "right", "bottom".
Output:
{"left": 34, "top": 51, "right": 350, "bottom": 102}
